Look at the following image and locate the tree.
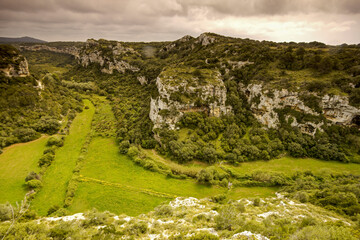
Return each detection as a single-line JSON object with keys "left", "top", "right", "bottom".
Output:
{"left": 201, "top": 146, "right": 217, "bottom": 163}
{"left": 288, "top": 142, "right": 306, "bottom": 158}
{"left": 318, "top": 56, "right": 334, "bottom": 74}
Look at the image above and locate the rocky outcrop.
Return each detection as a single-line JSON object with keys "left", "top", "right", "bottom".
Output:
{"left": 21, "top": 39, "right": 140, "bottom": 74}
{"left": 78, "top": 39, "right": 139, "bottom": 74}
{"left": 321, "top": 95, "right": 360, "bottom": 125}
{"left": 0, "top": 56, "right": 30, "bottom": 77}
{"left": 21, "top": 45, "right": 80, "bottom": 58}
{"left": 137, "top": 76, "right": 148, "bottom": 85}
{"left": 160, "top": 35, "right": 194, "bottom": 53}
{"left": 241, "top": 83, "right": 360, "bottom": 134}
{"left": 196, "top": 33, "right": 216, "bottom": 46}
{"left": 150, "top": 67, "right": 231, "bottom": 129}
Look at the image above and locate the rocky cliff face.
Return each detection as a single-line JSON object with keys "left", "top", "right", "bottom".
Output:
{"left": 0, "top": 56, "right": 30, "bottom": 77}
{"left": 241, "top": 83, "right": 360, "bottom": 134}
{"left": 21, "top": 45, "right": 80, "bottom": 58}
{"left": 78, "top": 39, "right": 139, "bottom": 74}
{"left": 22, "top": 39, "right": 140, "bottom": 75}
{"left": 150, "top": 67, "right": 231, "bottom": 129}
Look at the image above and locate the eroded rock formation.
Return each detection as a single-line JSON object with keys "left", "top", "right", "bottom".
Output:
{"left": 241, "top": 83, "right": 360, "bottom": 134}
{"left": 0, "top": 56, "right": 30, "bottom": 77}
{"left": 150, "top": 67, "right": 231, "bottom": 129}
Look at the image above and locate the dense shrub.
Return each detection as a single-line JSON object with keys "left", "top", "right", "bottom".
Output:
{"left": 12, "top": 128, "right": 40, "bottom": 143}
{"left": 33, "top": 116, "right": 61, "bottom": 135}
{"left": 38, "top": 153, "right": 55, "bottom": 166}
{"left": 127, "top": 146, "right": 140, "bottom": 158}
{"left": 154, "top": 204, "right": 173, "bottom": 217}
{"left": 25, "top": 171, "right": 41, "bottom": 182}
{"left": 215, "top": 205, "right": 242, "bottom": 230}
{"left": 46, "top": 136, "right": 64, "bottom": 147}
{"left": 0, "top": 203, "right": 12, "bottom": 221}
{"left": 25, "top": 179, "right": 42, "bottom": 190}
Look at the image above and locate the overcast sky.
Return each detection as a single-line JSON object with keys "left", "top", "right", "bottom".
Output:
{"left": 0, "top": 0, "right": 359, "bottom": 44}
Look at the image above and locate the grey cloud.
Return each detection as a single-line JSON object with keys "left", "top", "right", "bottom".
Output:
{"left": 0, "top": 0, "right": 359, "bottom": 44}
{"left": 176, "top": 0, "right": 360, "bottom": 16}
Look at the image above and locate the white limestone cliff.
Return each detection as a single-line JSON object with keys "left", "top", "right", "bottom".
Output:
{"left": 150, "top": 68, "right": 231, "bottom": 129}
{"left": 241, "top": 83, "right": 360, "bottom": 134}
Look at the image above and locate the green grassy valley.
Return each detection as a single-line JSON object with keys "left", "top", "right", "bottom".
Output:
{"left": 1, "top": 32, "right": 360, "bottom": 239}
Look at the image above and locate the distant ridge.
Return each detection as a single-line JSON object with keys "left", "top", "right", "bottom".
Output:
{"left": 0, "top": 36, "right": 47, "bottom": 44}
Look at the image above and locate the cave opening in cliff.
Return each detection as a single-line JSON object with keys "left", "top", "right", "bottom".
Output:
{"left": 352, "top": 115, "right": 360, "bottom": 126}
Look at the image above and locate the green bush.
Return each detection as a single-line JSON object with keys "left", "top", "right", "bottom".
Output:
{"left": 215, "top": 205, "right": 242, "bottom": 230}
{"left": 0, "top": 203, "right": 12, "bottom": 221}
{"left": 127, "top": 146, "right": 140, "bottom": 158}
{"left": 211, "top": 194, "right": 227, "bottom": 204}
{"left": 124, "top": 221, "right": 148, "bottom": 236}
{"left": 38, "top": 153, "right": 55, "bottom": 166}
{"left": 253, "top": 198, "right": 261, "bottom": 207}
{"left": 119, "top": 140, "right": 130, "bottom": 154}
{"left": 43, "top": 147, "right": 56, "bottom": 155}
{"left": 25, "top": 179, "right": 42, "bottom": 190}
{"left": 154, "top": 204, "right": 173, "bottom": 217}
{"left": 25, "top": 171, "right": 41, "bottom": 182}
{"left": 294, "top": 191, "right": 309, "bottom": 203}
{"left": 46, "top": 136, "right": 64, "bottom": 147}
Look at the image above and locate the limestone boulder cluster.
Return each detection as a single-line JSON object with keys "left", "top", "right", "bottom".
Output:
{"left": 0, "top": 55, "right": 30, "bottom": 77}
{"left": 241, "top": 83, "right": 360, "bottom": 134}
{"left": 78, "top": 39, "right": 140, "bottom": 74}
{"left": 150, "top": 68, "right": 231, "bottom": 129}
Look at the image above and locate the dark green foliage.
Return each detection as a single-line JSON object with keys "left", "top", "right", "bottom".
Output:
{"left": 12, "top": 128, "right": 40, "bottom": 143}
{"left": 0, "top": 44, "right": 20, "bottom": 68}
{"left": 119, "top": 140, "right": 130, "bottom": 154}
{"left": 288, "top": 142, "right": 306, "bottom": 158}
{"left": 47, "top": 205, "right": 60, "bottom": 216}
{"left": 33, "top": 116, "right": 61, "bottom": 135}
{"left": 299, "top": 94, "right": 322, "bottom": 113}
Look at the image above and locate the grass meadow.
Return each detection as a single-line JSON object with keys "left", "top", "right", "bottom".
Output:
{"left": 0, "top": 136, "right": 48, "bottom": 205}
{"left": 31, "top": 99, "right": 95, "bottom": 215}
